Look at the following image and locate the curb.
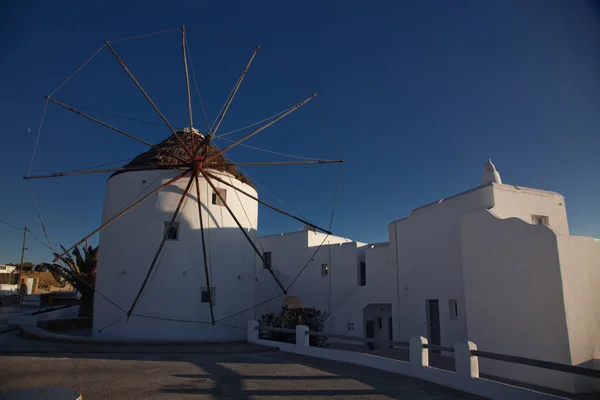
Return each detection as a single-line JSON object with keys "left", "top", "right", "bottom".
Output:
{"left": 18, "top": 324, "right": 279, "bottom": 354}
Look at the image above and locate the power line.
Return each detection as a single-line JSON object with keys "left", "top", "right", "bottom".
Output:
{"left": 26, "top": 228, "right": 52, "bottom": 250}
{"left": 0, "top": 219, "right": 21, "bottom": 230}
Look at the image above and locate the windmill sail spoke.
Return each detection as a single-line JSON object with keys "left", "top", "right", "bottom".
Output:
{"left": 208, "top": 159, "right": 343, "bottom": 167}
{"left": 204, "top": 170, "right": 331, "bottom": 234}
{"left": 54, "top": 170, "right": 191, "bottom": 262}
{"left": 205, "top": 93, "right": 317, "bottom": 163}
{"left": 25, "top": 165, "right": 188, "bottom": 180}
{"left": 45, "top": 97, "right": 189, "bottom": 164}
{"left": 210, "top": 46, "right": 260, "bottom": 138}
{"left": 127, "top": 174, "right": 196, "bottom": 317}
{"left": 105, "top": 40, "right": 194, "bottom": 160}
{"left": 199, "top": 168, "right": 288, "bottom": 295}
{"left": 181, "top": 25, "right": 195, "bottom": 151}
{"left": 194, "top": 174, "right": 215, "bottom": 324}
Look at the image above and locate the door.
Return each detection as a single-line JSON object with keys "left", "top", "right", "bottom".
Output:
{"left": 388, "top": 317, "right": 393, "bottom": 349}
{"left": 366, "top": 320, "right": 375, "bottom": 350}
{"left": 427, "top": 299, "right": 441, "bottom": 353}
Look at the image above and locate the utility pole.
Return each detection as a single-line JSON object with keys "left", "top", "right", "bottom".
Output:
{"left": 18, "top": 227, "right": 28, "bottom": 290}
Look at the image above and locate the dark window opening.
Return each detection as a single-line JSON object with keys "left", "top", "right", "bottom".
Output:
{"left": 359, "top": 262, "right": 366, "bottom": 286}
{"left": 212, "top": 188, "right": 227, "bottom": 206}
{"left": 263, "top": 252, "right": 272, "bottom": 269}
{"left": 449, "top": 299, "right": 458, "bottom": 319}
{"left": 201, "top": 287, "right": 215, "bottom": 304}
{"left": 164, "top": 221, "right": 179, "bottom": 241}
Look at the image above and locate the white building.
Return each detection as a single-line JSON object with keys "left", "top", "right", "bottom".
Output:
{"left": 254, "top": 160, "right": 600, "bottom": 394}
{"left": 0, "top": 265, "right": 17, "bottom": 274}
{"left": 93, "top": 137, "right": 599, "bottom": 393}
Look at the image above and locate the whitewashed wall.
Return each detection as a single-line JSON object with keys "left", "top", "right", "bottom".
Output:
{"left": 556, "top": 234, "right": 600, "bottom": 393}
{"left": 325, "top": 243, "right": 396, "bottom": 342}
{"left": 254, "top": 231, "right": 364, "bottom": 319}
{"left": 391, "top": 184, "right": 495, "bottom": 346}
{"left": 94, "top": 169, "right": 258, "bottom": 340}
{"left": 490, "top": 184, "right": 569, "bottom": 234}
{"left": 461, "top": 209, "right": 576, "bottom": 392}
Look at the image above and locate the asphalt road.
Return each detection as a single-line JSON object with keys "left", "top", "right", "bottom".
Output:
{"left": 0, "top": 333, "right": 481, "bottom": 399}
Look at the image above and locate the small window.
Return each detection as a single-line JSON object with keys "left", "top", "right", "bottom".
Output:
{"left": 212, "top": 188, "right": 227, "bottom": 206}
{"left": 321, "top": 263, "right": 329, "bottom": 277}
{"left": 164, "top": 221, "right": 179, "bottom": 241}
{"left": 201, "top": 287, "right": 215, "bottom": 304}
{"left": 263, "top": 251, "right": 272, "bottom": 269}
{"left": 377, "top": 317, "right": 383, "bottom": 330}
{"left": 532, "top": 215, "right": 549, "bottom": 226}
{"left": 359, "top": 262, "right": 366, "bottom": 286}
{"left": 449, "top": 299, "right": 458, "bottom": 319}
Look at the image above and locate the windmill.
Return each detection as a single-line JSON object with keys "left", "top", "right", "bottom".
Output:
{"left": 25, "top": 26, "right": 342, "bottom": 340}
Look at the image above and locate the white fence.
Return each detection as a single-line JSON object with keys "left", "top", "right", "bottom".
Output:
{"left": 247, "top": 320, "right": 568, "bottom": 400}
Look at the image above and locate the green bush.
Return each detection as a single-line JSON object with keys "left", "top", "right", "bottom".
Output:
{"left": 258, "top": 306, "right": 327, "bottom": 347}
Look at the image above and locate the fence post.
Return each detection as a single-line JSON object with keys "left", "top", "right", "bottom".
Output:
{"left": 296, "top": 325, "right": 309, "bottom": 347}
{"left": 455, "top": 341, "right": 479, "bottom": 378}
{"left": 410, "top": 336, "right": 429, "bottom": 369}
{"left": 247, "top": 320, "right": 259, "bottom": 343}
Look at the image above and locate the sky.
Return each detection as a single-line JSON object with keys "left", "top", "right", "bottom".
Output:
{"left": 0, "top": 0, "right": 599, "bottom": 264}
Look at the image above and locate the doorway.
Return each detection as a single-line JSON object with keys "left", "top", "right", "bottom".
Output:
{"left": 363, "top": 303, "right": 392, "bottom": 351}
{"left": 427, "top": 299, "right": 441, "bottom": 353}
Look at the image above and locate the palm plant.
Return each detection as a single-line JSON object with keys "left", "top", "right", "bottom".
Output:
{"left": 42, "top": 244, "right": 98, "bottom": 317}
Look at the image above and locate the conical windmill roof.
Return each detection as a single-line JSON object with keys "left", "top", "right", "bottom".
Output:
{"left": 112, "top": 129, "right": 254, "bottom": 188}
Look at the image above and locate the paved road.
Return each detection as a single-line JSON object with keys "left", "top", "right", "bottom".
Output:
{"left": 0, "top": 333, "right": 480, "bottom": 399}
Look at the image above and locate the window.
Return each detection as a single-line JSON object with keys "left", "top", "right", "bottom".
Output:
{"left": 532, "top": 215, "right": 549, "bottom": 226}
{"left": 263, "top": 252, "right": 272, "bottom": 269}
{"left": 449, "top": 299, "right": 458, "bottom": 319}
{"left": 377, "top": 317, "right": 383, "bottom": 330}
{"left": 211, "top": 188, "right": 227, "bottom": 206}
{"left": 321, "top": 263, "right": 329, "bottom": 277}
{"left": 201, "top": 287, "right": 215, "bottom": 304}
{"left": 359, "top": 262, "right": 366, "bottom": 286}
{"left": 163, "top": 221, "right": 179, "bottom": 241}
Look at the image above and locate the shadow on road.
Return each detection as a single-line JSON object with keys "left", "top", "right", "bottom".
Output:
{"left": 0, "top": 332, "right": 480, "bottom": 399}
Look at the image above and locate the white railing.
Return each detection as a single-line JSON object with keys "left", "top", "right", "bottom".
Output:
{"left": 248, "top": 321, "right": 573, "bottom": 400}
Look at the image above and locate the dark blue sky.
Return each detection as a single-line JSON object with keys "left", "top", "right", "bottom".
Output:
{"left": 1, "top": 0, "right": 599, "bottom": 264}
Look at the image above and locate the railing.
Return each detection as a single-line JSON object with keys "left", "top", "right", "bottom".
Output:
{"left": 472, "top": 350, "right": 600, "bottom": 379}
{"left": 424, "top": 343, "right": 454, "bottom": 352}
{"left": 258, "top": 324, "right": 600, "bottom": 380}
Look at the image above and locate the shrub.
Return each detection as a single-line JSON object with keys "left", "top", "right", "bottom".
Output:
{"left": 258, "top": 306, "right": 327, "bottom": 347}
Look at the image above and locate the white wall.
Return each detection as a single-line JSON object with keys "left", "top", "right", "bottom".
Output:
{"left": 247, "top": 321, "right": 566, "bottom": 400}
{"left": 461, "top": 210, "right": 576, "bottom": 392}
{"left": 556, "top": 235, "right": 600, "bottom": 392}
{"left": 0, "top": 265, "right": 17, "bottom": 274}
{"left": 491, "top": 184, "right": 568, "bottom": 234}
{"left": 254, "top": 231, "right": 364, "bottom": 319}
{"left": 325, "top": 243, "right": 396, "bottom": 341}
{"left": 392, "top": 184, "right": 495, "bottom": 346}
{"left": 94, "top": 169, "right": 258, "bottom": 340}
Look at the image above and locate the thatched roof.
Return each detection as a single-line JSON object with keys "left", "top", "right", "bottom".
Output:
{"left": 111, "top": 129, "right": 253, "bottom": 187}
